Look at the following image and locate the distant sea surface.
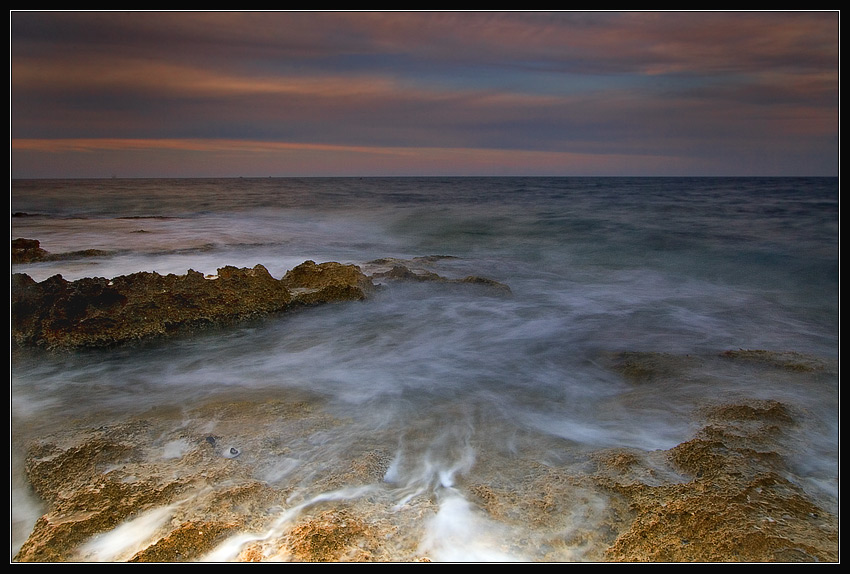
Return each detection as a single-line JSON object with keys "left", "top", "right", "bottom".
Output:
{"left": 11, "top": 177, "right": 839, "bottom": 560}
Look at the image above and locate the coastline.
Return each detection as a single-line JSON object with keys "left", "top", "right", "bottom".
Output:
{"left": 11, "top": 237, "right": 838, "bottom": 562}
{"left": 12, "top": 349, "right": 839, "bottom": 562}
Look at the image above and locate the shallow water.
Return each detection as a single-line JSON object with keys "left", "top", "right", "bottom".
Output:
{"left": 10, "top": 177, "right": 839, "bottom": 560}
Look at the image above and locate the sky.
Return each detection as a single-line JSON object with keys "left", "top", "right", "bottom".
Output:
{"left": 10, "top": 11, "right": 840, "bottom": 178}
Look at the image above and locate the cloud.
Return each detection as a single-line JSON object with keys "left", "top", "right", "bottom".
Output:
{"left": 11, "top": 136, "right": 711, "bottom": 177}
{"left": 10, "top": 11, "right": 839, "bottom": 177}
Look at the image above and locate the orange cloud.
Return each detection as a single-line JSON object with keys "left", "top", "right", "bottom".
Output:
{"left": 10, "top": 11, "right": 838, "bottom": 177}
{"left": 11, "top": 136, "right": 703, "bottom": 177}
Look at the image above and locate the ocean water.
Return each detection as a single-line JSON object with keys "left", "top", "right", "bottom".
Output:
{"left": 10, "top": 177, "right": 839, "bottom": 561}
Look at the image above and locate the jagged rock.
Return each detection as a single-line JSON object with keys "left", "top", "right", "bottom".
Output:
{"left": 11, "top": 262, "right": 375, "bottom": 350}
{"left": 11, "top": 399, "right": 403, "bottom": 563}
{"left": 10, "top": 246, "right": 512, "bottom": 350}
{"left": 600, "top": 444, "right": 837, "bottom": 562}
{"left": 365, "top": 258, "right": 512, "bottom": 296}
{"left": 12, "top": 238, "right": 49, "bottom": 263}
{"left": 282, "top": 509, "right": 377, "bottom": 562}
{"left": 11, "top": 358, "right": 839, "bottom": 562}
{"left": 371, "top": 264, "right": 443, "bottom": 283}
{"left": 128, "top": 521, "right": 242, "bottom": 562}
{"left": 281, "top": 260, "right": 376, "bottom": 305}
{"left": 596, "top": 395, "right": 838, "bottom": 563}
{"left": 12, "top": 237, "right": 113, "bottom": 263}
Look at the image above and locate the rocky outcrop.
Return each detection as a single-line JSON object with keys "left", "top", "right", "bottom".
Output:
{"left": 587, "top": 350, "right": 839, "bottom": 562}
{"left": 11, "top": 235, "right": 514, "bottom": 351}
{"left": 12, "top": 398, "right": 406, "bottom": 562}
{"left": 597, "top": 398, "right": 838, "bottom": 562}
{"left": 12, "top": 374, "right": 838, "bottom": 562}
{"left": 364, "top": 256, "right": 512, "bottom": 296}
{"left": 282, "top": 260, "right": 377, "bottom": 305}
{"left": 11, "top": 261, "right": 374, "bottom": 350}
{"left": 12, "top": 238, "right": 50, "bottom": 263}
{"left": 12, "top": 238, "right": 112, "bottom": 263}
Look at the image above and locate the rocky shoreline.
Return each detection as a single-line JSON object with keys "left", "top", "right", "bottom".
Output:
{"left": 12, "top": 351, "right": 838, "bottom": 562}
{"left": 11, "top": 239, "right": 838, "bottom": 562}
{"left": 11, "top": 260, "right": 369, "bottom": 350}
{"left": 12, "top": 239, "right": 511, "bottom": 351}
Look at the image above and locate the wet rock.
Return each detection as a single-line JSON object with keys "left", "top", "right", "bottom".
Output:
{"left": 598, "top": 398, "right": 838, "bottom": 563}
{"left": 593, "top": 350, "right": 838, "bottom": 561}
{"left": 11, "top": 377, "right": 838, "bottom": 563}
{"left": 11, "top": 261, "right": 375, "bottom": 350}
{"left": 282, "top": 509, "right": 375, "bottom": 562}
{"left": 365, "top": 257, "right": 512, "bottom": 296}
{"left": 12, "top": 238, "right": 49, "bottom": 263}
{"left": 10, "top": 308, "right": 836, "bottom": 563}
{"left": 12, "top": 238, "right": 113, "bottom": 263}
{"left": 371, "top": 264, "right": 444, "bottom": 283}
{"left": 720, "top": 349, "right": 830, "bottom": 372}
{"left": 604, "top": 351, "right": 704, "bottom": 384}
{"left": 15, "top": 427, "right": 187, "bottom": 562}
{"left": 15, "top": 478, "right": 186, "bottom": 562}
{"left": 281, "top": 260, "right": 376, "bottom": 306}
{"left": 11, "top": 398, "right": 404, "bottom": 563}
{"left": 456, "top": 275, "right": 513, "bottom": 296}
{"left": 129, "top": 520, "right": 241, "bottom": 562}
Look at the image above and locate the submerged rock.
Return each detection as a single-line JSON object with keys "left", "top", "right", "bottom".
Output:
{"left": 719, "top": 349, "right": 831, "bottom": 372}
{"left": 11, "top": 261, "right": 375, "bottom": 350}
{"left": 364, "top": 257, "right": 512, "bottom": 296}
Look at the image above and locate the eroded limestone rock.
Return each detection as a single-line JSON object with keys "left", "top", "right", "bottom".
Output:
{"left": 12, "top": 237, "right": 112, "bottom": 263}
{"left": 11, "top": 262, "right": 374, "bottom": 350}
{"left": 12, "top": 238, "right": 50, "bottom": 263}
{"left": 364, "top": 257, "right": 512, "bottom": 296}
{"left": 282, "top": 260, "right": 376, "bottom": 305}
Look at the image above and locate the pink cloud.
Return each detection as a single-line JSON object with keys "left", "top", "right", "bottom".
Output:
{"left": 11, "top": 136, "right": 704, "bottom": 177}
{"left": 10, "top": 11, "right": 838, "bottom": 177}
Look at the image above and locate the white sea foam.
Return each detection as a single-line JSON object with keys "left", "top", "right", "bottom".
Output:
{"left": 201, "top": 485, "right": 379, "bottom": 562}
{"left": 419, "top": 490, "right": 526, "bottom": 562}
{"left": 77, "top": 504, "right": 177, "bottom": 562}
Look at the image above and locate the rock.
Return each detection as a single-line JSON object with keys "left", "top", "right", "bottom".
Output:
{"left": 12, "top": 237, "right": 113, "bottom": 263}
{"left": 11, "top": 361, "right": 838, "bottom": 562}
{"left": 604, "top": 351, "right": 704, "bottom": 383}
{"left": 11, "top": 262, "right": 375, "bottom": 350}
{"left": 281, "top": 260, "right": 375, "bottom": 305}
{"left": 597, "top": 397, "right": 838, "bottom": 563}
{"left": 456, "top": 275, "right": 513, "bottom": 296}
{"left": 720, "top": 349, "right": 830, "bottom": 372}
{"left": 129, "top": 521, "right": 241, "bottom": 562}
{"left": 371, "top": 264, "right": 443, "bottom": 283}
{"left": 12, "top": 399, "right": 401, "bottom": 562}
{"left": 11, "top": 248, "right": 513, "bottom": 349}
{"left": 12, "top": 238, "right": 49, "bottom": 263}
{"left": 282, "top": 509, "right": 376, "bottom": 562}
{"left": 365, "top": 257, "right": 512, "bottom": 296}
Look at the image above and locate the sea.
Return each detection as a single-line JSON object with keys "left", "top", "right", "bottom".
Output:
{"left": 10, "top": 177, "right": 839, "bottom": 561}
